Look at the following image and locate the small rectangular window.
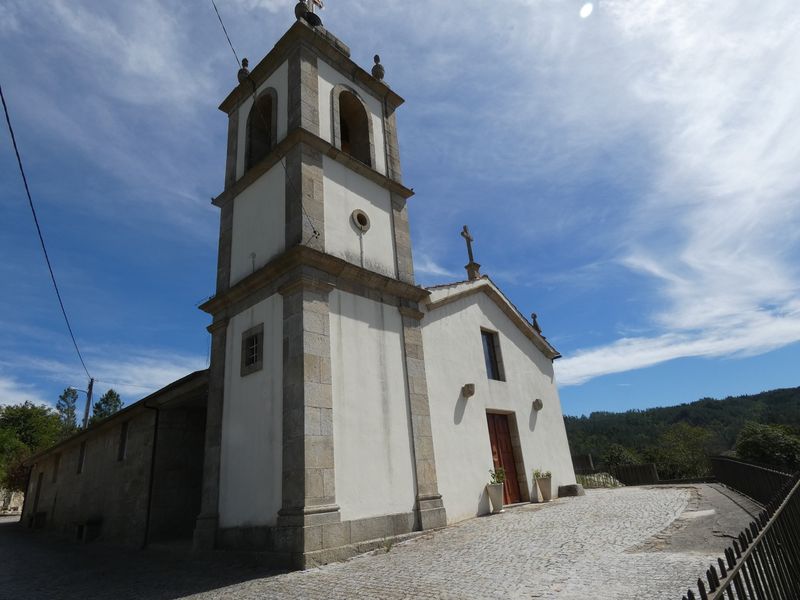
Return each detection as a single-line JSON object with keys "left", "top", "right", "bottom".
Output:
{"left": 117, "top": 422, "right": 129, "bottom": 462}
{"left": 77, "top": 441, "right": 86, "bottom": 474}
{"left": 52, "top": 454, "right": 61, "bottom": 483}
{"left": 481, "top": 329, "right": 504, "bottom": 381}
{"left": 240, "top": 323, "right": 264, "bottom": 377}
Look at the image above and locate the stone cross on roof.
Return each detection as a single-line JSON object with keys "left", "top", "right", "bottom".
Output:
{"left": 461, "top": 225, "right": 482, "bottom": 281}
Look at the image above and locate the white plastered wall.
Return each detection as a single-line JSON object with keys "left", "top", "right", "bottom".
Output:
{"left": 219, "top": 294, "right": 283, "bottom": 528}
{"left": 235, "top": 60, "right": 289, "bottom": 181}
{"left": 329, "top": 290, "right": 416, "bottom": 522}
{"left": 323, "top": 157, "right": 396, "bottom": 278}
{"left": 422, "top": 292, "right": 575, "bottom": 524}
{"left": 229, "top": 163, "right": 285, "bottom": 287}
{"left": 317, "top": 60, "right": 387, "bottom": 176}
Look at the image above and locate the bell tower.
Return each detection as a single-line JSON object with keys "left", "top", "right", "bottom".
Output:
{"left": 194, "top": 6, "right": 446, "bottom": 568}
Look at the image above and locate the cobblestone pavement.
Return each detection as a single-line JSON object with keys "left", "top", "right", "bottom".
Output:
{"left": 0, "top": 485, "right": 758, "bottom": 600}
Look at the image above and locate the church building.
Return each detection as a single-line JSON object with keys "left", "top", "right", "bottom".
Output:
{"left": 22, "top": 5, "right": 577, "bottom": 569}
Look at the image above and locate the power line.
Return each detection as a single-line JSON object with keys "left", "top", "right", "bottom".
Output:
{"left": 211, "top": 0, "right": 241, "bottom": 66}
{"left": 1, "top": 82, "right": 92, "bottom": 380}
{"left": 210, "top": 1, "right": 321, "bottom": 244}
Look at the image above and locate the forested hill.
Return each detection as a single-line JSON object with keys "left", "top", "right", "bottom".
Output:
{"left": 564, "top": 386, "right": 800, "bottom": 460}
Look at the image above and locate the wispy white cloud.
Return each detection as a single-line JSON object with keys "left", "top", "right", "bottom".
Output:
{"left": 0, "top": 3, "right": 19, "bottom": 33}
{"left": 43, "top": 0, "right": 214, "bottom": 107}
{"left": 229, "top": 0, "right": 292, "bottom": 13}
{"left": 89, "top": 351, "right": 208, "bottom": 400}
{"left": 0, "top": 0, "right": 222, "bottom": 234}
{"left": 558, "top": 302, "right": 800, "bottom": 386}
{"left": 1, "top": 349, "right": 207, "bottom": 405}
{"left": 3, "top": 0, "right": 799, "bottom": 392}
{"left": 550, "top": 1, "right": 800, "bottom": 385}
{"left": 414, "top": 252, "right": 459, "bottom": 280}
{"left": 0, "top": 374, "right": 48, "bottom": 407}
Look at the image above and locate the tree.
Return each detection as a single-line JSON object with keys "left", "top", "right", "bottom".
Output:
{"left": 89, "top": 389, "right": 123, "bottom": 425}
{"left": 735, "top": 422, "right": 800, "bottom": 471}
{"left": 56, "top": 387, "right": 79, "bottom": 434}
{"left": 0, "top": 428, "right": 26, "bottom": 490}
{"left": 0, "top": 402, "right": 63, "bottom": 450}
{"left": 648, "top": 423, "right": 714, "bottom": 480}
{"left": 601, "top": 443, "right": 641, "bottom": 468}
{"left": 0, "top": 402, "right": 63, "bottom": 491}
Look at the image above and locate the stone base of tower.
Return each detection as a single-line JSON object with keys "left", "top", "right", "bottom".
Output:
{"left": 416, "top": 495, "right": 447, "bottom": 531}
{"left": 211, "top": 503, "right": 446, "bottom": 570}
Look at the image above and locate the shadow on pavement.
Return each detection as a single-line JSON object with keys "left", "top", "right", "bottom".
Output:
{"left": 0, "top": 521, "right": 285, "bottom": 600}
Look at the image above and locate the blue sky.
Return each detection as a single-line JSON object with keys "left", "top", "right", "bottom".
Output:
{"left": 1, "top": 0, "right": 799, "bottom": 417}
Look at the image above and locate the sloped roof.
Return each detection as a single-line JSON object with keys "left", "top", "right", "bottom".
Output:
{"left": 424, "top": 276, "right": 560, "bottom": 360}
{"left": 24, "top": 369, "right": 209, "bottom": 466}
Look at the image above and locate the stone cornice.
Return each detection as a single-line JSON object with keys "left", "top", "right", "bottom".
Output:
{"left": 219, "top": 21, "right": 404, "bottom": 115}
{"left": 206, "top": 318, "right": 230, "bottom": 334}
{"left": 399, "top": 306, "right": 425, "bottom": 320}
{"left": 200, "top": 246, "right": 430, "bottom": 317}
{"left": 212, "top": 127, "right": 414, "bottom": 207}
{"left": 278, "top": 276, "right": 335, "bottom": 297}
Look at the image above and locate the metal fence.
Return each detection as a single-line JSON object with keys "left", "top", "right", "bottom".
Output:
{"left": 710, "top": 456, "right": 793, "bottom": 505}
{"left": 611, "top": 463, "right": 660, "bottom": 486}
{"left": 682, "top": 464, "right": 800, "bottom": 599}
{"left": 574, "top": 464, "right": 661, "bottom": 488}
{"left": 571, "top": 454, "right": 595, "bottom": 472}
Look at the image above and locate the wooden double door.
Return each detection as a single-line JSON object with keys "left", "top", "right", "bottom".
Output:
{"left": 486, "top": 413, "right": 522, "bottom": 504}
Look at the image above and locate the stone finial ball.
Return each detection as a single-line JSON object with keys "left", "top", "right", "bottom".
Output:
{"left": 371, "top": 55, "right": 385, "bottom": 81}
{"left": 237, "top": 58, "right": 251, "bottom": 84}
{"left": 295, "top": 1, "right": 308, "bottom": 20}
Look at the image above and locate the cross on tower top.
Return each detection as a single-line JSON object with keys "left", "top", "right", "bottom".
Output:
{"left": 460, "top": 225, "right": 482, "bottom": 281}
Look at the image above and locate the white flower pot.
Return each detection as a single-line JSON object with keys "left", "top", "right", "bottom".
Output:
{"left": 487, "top": 483, "right": 504, "bottom": 514}
{"left": 536, "top": 477, "right": 552, "bottom": 503}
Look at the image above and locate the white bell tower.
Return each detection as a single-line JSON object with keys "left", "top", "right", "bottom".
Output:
{"left": 193, "top": 7, "right": 446, "bottom": 568}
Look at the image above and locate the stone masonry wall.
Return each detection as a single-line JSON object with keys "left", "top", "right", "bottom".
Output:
{"left": 148, "top": 407, "right": 206, "bottom": 543}
{"left": 22, "top": 408, "right": 156, "bottom": 547}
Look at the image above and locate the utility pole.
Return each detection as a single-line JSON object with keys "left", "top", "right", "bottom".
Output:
{"left": 82, "top": 377, "right": 94, "bottom": 429}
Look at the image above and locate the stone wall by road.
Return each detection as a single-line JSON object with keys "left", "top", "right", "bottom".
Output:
{"left": 1, "top": 489, "right": 24, "bottom": 514}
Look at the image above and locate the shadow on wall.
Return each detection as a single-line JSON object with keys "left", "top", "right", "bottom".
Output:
{"left": 477, "top": 485, "right": 490, "bottom": 515}
{"left": 529, "top": 407, "right": 538, "bottom": 433}
{"left": 453, "top": 393, "right": 468, "bottom": 425}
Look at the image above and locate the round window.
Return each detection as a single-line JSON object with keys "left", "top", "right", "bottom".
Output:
{"left": 351, "top": 209, "right": 371, "bottom": 233}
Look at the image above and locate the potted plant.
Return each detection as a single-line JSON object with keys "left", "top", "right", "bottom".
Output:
{"left": 533, "top": 469, "right": 552, "bottom": 503}
{"left": 487, "top": 467, "right": 505, "bottom": 514}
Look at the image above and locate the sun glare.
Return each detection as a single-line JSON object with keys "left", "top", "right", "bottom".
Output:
{"left": 580, "top": 2, "right": 594, "bottom": 18}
